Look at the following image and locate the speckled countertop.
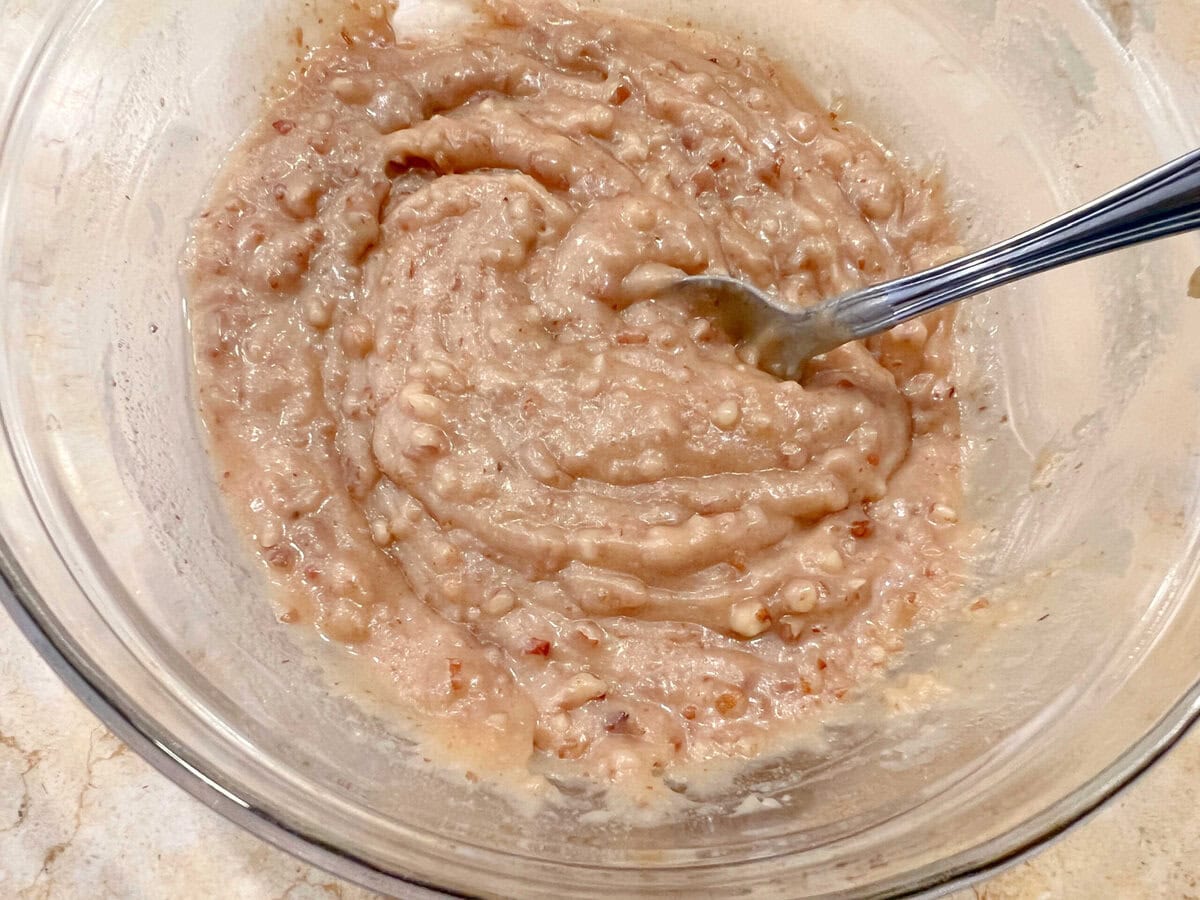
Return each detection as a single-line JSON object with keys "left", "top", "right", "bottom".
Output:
{"left": 0, "top": 609, "right": 1196, "bottom": 898}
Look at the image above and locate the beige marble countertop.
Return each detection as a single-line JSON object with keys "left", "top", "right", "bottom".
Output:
{"left": 0, "top": 610, "right": 1196, "bottom": 898}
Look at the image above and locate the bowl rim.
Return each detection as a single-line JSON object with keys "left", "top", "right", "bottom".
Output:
{"left": 2, "top": 544, "right": 1198, "bottom": 898}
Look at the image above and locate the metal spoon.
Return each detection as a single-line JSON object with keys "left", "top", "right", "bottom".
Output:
{"left": 672, "top": 147, "right": 1200, "bottom": 380}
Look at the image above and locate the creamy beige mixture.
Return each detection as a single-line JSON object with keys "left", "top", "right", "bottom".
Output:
{"left": 186, "top": 0, "right": 962, "bottom": 792}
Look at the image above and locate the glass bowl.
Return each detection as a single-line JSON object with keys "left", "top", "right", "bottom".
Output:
{"left": 2, "top": 0, "right": 1200, "bottom": 896}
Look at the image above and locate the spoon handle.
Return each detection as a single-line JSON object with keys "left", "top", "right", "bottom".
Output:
{"left": 829, "top": 147, "right": 1200, "bottom": 340}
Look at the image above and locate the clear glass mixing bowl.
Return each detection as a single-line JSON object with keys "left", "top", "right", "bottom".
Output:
{"left": 2, "top": 0, "right": 1200, "bottom": 895}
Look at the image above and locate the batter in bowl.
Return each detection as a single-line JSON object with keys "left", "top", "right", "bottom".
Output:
{"left": 185, "top": 0, "right": 963, "bottom": 792}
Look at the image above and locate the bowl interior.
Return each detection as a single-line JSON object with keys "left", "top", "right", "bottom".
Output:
{"left": 2, "top": 0, "right": 1200, "bottom": 895}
